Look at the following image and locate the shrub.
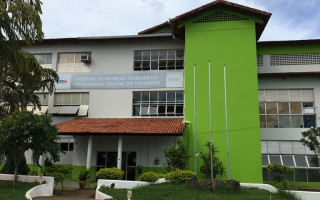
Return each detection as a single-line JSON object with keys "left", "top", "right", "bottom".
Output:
{"left": 45, "top": 165, "right": 73, "bottom": 191}
{"left": 165, "top": 170, "right": 194, "bottom": 184}
{"left": 138, "top": 172, "right": 160, "bottom": 182}
{"left": 267, "top": 163, "right": 293, "bottom": 189}
{"left": 96, "top": 167, "right": 124, "bottom": 180}
{"left": 199, "top": 142, "right": 225, "bottom": 179}
{"left": 163, "top": 137, "right": 190, "bottom": 171}
{"left": 0, "top": 156, "right": 29, "bottom": 175}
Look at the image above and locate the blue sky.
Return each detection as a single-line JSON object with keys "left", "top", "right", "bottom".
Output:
{"left": 41, "top": 0, "right": 320, "bottom": 41}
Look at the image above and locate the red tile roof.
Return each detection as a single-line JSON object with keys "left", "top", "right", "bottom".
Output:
{"left": 57, "top": 118, "right": 185, "bottom": 136}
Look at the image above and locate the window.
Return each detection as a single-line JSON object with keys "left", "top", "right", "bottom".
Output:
{"left": 34, "top": 54, "right": 52, "bottom": 69}
{"left": 259, "top": 89, "right": 315, "bottom": 128}
{"left": 134, "top": 49, "right": 184, "bottom": 71}
{"left": 133, "top": 91, "right": 184, "bottom": 117}
{"left": 59, "top": 138, "right": 74, "bottom": 151}
{"left": 57, "top": 52, "right": 91, "bottom": 72}
{"left": 54, "top": 92, "right": 89, "bottom": 106}
{"left": 49, "top": 92, "right": 89, "bottom": 116}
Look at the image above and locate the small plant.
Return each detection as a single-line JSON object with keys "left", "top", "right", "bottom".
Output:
{"left": 199, "top": 142, "right": 225, "bottom": 179}
{"left": 165, "top": 170, "right": 194, "bottom": 184}
{"left": 267, "top": 163, "right": 293, "bottom": 189}
{"left": 96, "top": 167, "right": 124, "bottom": 180}
{"left": 45, "top": 165, "right": 73, "bottom": 191}
{"left": 138, "top": 172, "right": 160, "bottom": 182}
{"left": 78, "top": 170, "right": 90, "bottom": 181}
{"left": 163, "top": 137, "right": 190, "bottom": 171}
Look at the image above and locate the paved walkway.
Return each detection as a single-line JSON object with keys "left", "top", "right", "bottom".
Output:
{"left": 34, "top": 189, "right": 96, "bottom": 200}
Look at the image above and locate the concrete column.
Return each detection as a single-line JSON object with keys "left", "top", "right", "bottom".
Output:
{"left": 117, "top": 136, "right": 123, "bottom": 169}
{"left": 86, "top": 136, "right": 93, "bottom": 169}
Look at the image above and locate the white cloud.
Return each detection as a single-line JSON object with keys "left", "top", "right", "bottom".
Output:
{"left": 40, "top": 0, "right": 320, "bottom": 41}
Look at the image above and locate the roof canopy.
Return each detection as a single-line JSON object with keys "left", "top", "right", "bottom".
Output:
{"left": 57, "top": 118, "right": 185, "bottom": 136}
{"left": 139, "top": 0, "right": 271, "bottom": 40}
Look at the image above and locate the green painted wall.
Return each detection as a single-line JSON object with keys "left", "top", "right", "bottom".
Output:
{"left": 181, "top": 8, "right": 262, "bottom": 183}
{"left": 257, "top": 43, "right": 320, "bottom": 55}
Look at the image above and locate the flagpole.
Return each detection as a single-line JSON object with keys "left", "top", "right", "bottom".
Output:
{"left": 209, "top": 60, "right": 213, "bottom": 182}
{"left": 194, "top": 64, "right": 197, "bottom": 175}
{"left": 224, "top": 64, "right": 230, "bottom": 180}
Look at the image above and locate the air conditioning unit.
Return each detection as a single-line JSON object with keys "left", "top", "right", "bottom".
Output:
{"left": 80, "top": 54, "right": 91, "bottom": 62}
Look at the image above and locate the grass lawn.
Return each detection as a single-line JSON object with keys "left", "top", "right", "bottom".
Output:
{"left": 0, "top": 180, "right": 38, "bottom": 200}
{"left": 100, "top": 183, "right": 299, "bottom": 200}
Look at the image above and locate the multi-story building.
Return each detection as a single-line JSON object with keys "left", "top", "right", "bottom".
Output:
{"left": 23, "top": 0, "right": 320, "bottom": 183}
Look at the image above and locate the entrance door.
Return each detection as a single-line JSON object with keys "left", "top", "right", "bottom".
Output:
{"left": 96, "top": 152, "right": 136, "bottom": 180}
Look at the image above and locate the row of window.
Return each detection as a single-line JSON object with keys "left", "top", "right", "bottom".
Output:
{"left": 262, "top": 154, "right": 318, "bottom": 168}
{"left": 34, "top": 49, "right": 184, "bottom": 73}
{"left": 134, "top": 50, "right": 184, "bottom": 70}
{"left": 133, "top": 91, "right": 184, "bottom": 116}
{"left": 263, "top": 168, "right": 320, "bottom": 183}
{"left": 259, "top": 89, "right": 316, "bottom": 128}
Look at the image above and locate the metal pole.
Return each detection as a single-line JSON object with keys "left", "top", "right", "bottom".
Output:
{"left": 209, "top": 60, "right": 213, "bottom": 182}
{"left": 224, "top": 65, "right": 231, "bottom": 180}
{"left": 194, "top": 64, "right": 197, "bottom": 175}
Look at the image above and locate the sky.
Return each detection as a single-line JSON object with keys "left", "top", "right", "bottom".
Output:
{"left": 40, "top": 0, "right": 320, "bottom": 41}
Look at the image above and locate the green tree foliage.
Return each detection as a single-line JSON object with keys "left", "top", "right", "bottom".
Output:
{"left": 267, "top": 163, "right": 293, "bottom": 189}
{"left": 0, "top": 155, "right": 29, "bottom": 175}
{"left": 163, "top": 138, "right": 191, "bottom": 171}
{"left": 45, "top": 165, "right": 73, "bottom": 191}
{"left": 0, "top": 0, "right": 58, "bottom": 118}
{"left": 300, "top": 127, "right": 320, "bottom": 165}
{"left": 199, "top": 142, "right": 225, "bottom": 179}
{"left": 0, "top": 110, "right": 64, "bottom": 181}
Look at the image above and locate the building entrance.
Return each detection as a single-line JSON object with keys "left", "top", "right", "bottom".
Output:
{"left": 96, "top": 152, "right": 136, "bottom": 180}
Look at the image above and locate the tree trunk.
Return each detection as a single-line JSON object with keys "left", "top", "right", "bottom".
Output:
{"left": 13, "top": 153, "right": 18, "bottom": 182}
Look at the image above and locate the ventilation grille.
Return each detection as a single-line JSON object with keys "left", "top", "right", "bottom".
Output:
{"left": 257, "top": 55, "right": 263, "bottom": 67}
{"left": 192, "top": 11, "right": 248, "bottom": 23}
{"left": 270, "top": 54, "right": 320, "bottom": 66}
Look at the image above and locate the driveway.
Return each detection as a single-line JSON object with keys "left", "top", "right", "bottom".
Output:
{"left": 34, "top": 189, "right": 96, "bottom": 200}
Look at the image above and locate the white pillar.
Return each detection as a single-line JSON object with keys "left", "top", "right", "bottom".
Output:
{"left": 86, "top": 136, "right": 93, "bottom": 169}
{"left": 117, "top": 136, "right": 123, "bottom": 169}
{"left": 39, "top": 155, "right": 44, "bottom": 167}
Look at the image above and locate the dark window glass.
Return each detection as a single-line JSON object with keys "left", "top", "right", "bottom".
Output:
{"left": 133, "top": 105, "right": 140, "bottom": 116}
{"left": 96, "top": 152, "right": 106, "bottom": 166}
{"left": 158, "top": 105, "right": 166, "bottom": 115}
{"left": 69, "top": 143, "right": 74, "bottom": 151}
{"left": 262, "top": 155, "right": 269, "bottom": 166}
{"left": 142, "top": 92, "right": 149, "bottom": 103}
{"left": 46, "top": 54, "right": 52, "bottom": 64}
{"left": 307, "top": 169, "right": 320, "bottom": 182}
{"left": 307, "top": 155, "right": 319, "bottom": 167}
{"left": 303, "top": 115, "right": 315, "bottom": 128}
{"left": 269, "top": 155, "right": 281, "bottom": 164}
{"left": 151, "top": 61, "right": 158, "bottom": 70}
{"left": 294, "top": 155, "right": 307, "bottom": 167}
{"left": 158, "top": 92, "right": 166, "bottom": 103}
{"left": 167, "top": 92, "right": 175, "bottom": 103}
{"left": 60, "top": 143, "right": 68, "bottom": 151}
{"left": 150, "top": 92, "right": 158, "bottom": 103}
{"left": 134, "top": 51, "right": 142, "bottom": 60}
{"left": 133, "top": 92, "right": 141, "bottom": 103}
{"left": 282, "top": 155, "right": 294, "bottom": 167}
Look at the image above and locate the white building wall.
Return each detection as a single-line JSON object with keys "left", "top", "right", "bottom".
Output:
{"left": 23, "top": 38, "right": 184, "bottom": 119}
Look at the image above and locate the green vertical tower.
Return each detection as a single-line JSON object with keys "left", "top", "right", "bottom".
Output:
{"left": 172, "top": 2, "right": 270, "bottom": 183}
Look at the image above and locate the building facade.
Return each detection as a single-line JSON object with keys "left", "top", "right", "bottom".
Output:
{"left": 23, "top": 0, "right": 320, "bottom": 183}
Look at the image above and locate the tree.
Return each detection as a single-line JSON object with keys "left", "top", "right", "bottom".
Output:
{"left": 300, "top": 127, "right": 320, "bottom": 166}
{"left": 163, "top": 137, "right": 190, "bottom": 171}
{"left": 0, "top": 110, "right": 64, "bottom": 181}
{"left": 0, "top": 0, "right": 58, "bottom": 118}
{"left": 267, "top": 163, "right": 293, "bottom": 189}
{"left": 199, "top": 142, "right": 225, "bottom": 179}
